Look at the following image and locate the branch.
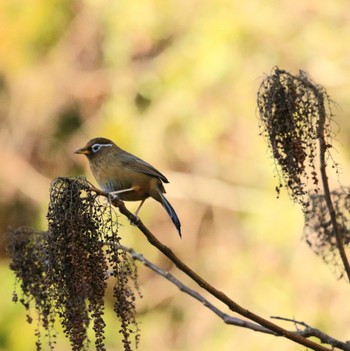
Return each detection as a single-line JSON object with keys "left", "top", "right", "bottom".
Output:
{"left": 90, "top": 186, "right": 332, "bottom": 351}
{"left": 119, "top": 245, "right": 273, "bottom": 334}
{"left": 309, "top": 83, "right": 350, "bottom": 282}
{"left": 271, "top": 316, "right": 350, "bottom": 351}
{"left": 125, "top": 244, "right": 350, "bottom": 350}
{"left": 319, "top": 135, "right": 350, "bottom": 281}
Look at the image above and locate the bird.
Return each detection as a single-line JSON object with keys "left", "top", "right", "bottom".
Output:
{"left": 74, "top": 137, "right": 181, "bottom": 237}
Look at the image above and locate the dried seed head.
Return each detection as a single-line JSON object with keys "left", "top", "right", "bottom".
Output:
{"left": 304, "top": 188, "right": 350, "bottom": 279}
{"left": 257, "top": 67, "right": 335, "bottom": 211}
{"left": 8, "top": 177, "right": 141, "bottom": 351}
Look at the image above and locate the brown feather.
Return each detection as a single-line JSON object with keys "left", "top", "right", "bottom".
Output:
{"left": 75, "top": 137, "right": 181, "bottom": 236}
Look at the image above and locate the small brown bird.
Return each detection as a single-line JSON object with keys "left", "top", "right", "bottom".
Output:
{"left": 75, "top": 137, "right": 181, "bottom": 237}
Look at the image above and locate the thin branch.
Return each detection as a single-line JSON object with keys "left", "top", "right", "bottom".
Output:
{"left": 120, "top": 245, "right": 274, "bottom": 334}
{"left": 126, "top": 244, "right": 350, "bottom": 350}
{"left": 311, "top": 84, "right": 350, "bottom": 282}
{"left": 90, "top": 186, "right": 332, "bottom": 351}
{"left": 271, "top": 316, "right": 350, "bottom": 351}
{"left": 120, "top": 244, "right": 350, "bottom": 349}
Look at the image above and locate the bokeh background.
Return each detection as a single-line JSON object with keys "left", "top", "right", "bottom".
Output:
{"left": 1, "top": 1, "right": 350, "bottom": 350}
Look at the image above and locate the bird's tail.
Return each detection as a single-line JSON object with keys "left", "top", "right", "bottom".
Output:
{"left": 158, "top": 192, "right": 182, "bottom": 237}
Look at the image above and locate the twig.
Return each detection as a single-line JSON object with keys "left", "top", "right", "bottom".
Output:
{"left": 119, "top": 245, "right": 274, "bottom": 334}
{"left": 119, "top": 243, "right": 350, "bottom": 349}
{"left": 310, "top": 83, "right": 350, "bottom": 282}
{"left": 271, "top": 316, "right": 350, "bottom": 351}
{"left": 91, "top": 186, "right": 332, "bottom": 351}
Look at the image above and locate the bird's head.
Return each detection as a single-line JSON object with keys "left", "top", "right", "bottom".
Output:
{"left": 74, "top": 137, "right": 117, "bottom": 160}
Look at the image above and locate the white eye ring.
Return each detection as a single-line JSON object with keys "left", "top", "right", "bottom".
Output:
{"left": 91, "top": 143, "right": 112, "bottom": 153}
{"left": 91, "top": 144, "right": 102, "bottom": 153}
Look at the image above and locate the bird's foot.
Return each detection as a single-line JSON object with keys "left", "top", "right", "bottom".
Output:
{"left": 107, "top": 192, "right": 117, "bottom": 203}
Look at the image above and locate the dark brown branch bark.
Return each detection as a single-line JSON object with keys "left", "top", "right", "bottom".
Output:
{"left": 271, "top": 316, "right": 350, "bottom": 351}
{"left": 120, "top": 245, "right": 274, "bottom": 334}
{"left": 90, "top": 186, "right": 332, "bottom": 351}
{"left": 319, "top": 136, "right": 350, "bottom": 281}
{"left": 308, "top": 81, "right": 350, "bottom": 282}
{"left": 125, "top": 244, "right": 350, "bottom": 350}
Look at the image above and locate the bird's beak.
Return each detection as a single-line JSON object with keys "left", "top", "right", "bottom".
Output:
{"left": 74, "top": 147, "right": 90, "bottom": 155}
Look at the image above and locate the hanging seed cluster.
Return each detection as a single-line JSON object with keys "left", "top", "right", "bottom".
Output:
{"left": 108, "top": 241, "right": 141, "bottom": 351}
{"left": 7, "top": 177, "right": 140, "bottom": 351}
{"left": 304, "top": 188, "right": 350, "bottom": 279}
{"left": 257, "top": 67, "right": 333, "bottom": 211}
{"left": 104, "top": 206, "right": 141, "bottom": 351}
{"left": 7, "top": 227, "right": 55, "bottom": 351}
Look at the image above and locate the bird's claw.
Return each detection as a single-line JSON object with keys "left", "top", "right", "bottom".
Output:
{"left": 107, "top": 192, "right": 117, "bottom": 202}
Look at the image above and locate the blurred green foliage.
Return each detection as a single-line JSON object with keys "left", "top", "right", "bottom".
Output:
{"left": 1, "top": 0, "right": 350, "bottom": 350}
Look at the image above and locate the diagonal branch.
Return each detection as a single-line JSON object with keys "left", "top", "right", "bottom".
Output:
{"left": 119, "top": 245, "right": 274, "bottom": 334}
{"left": 124, "top": 244, "right": 350, "bottom": 350}
{"left": 90, "top": 186, "right": 332, "bottom": 351}
{"left": 271, "top": 316, "right": 350, "bottom": 351}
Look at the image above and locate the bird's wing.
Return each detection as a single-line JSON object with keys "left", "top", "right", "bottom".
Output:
{"left": 119, "top": 152, "right": 169, "bottom": 183}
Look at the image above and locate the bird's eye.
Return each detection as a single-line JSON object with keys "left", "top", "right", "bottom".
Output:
{"left": 91, "top": 144, "right": 102, "bottom": 153}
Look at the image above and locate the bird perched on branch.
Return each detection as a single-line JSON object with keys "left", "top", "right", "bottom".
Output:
{"left": 75, "top": 137, "right": 181, "bottom": 237}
